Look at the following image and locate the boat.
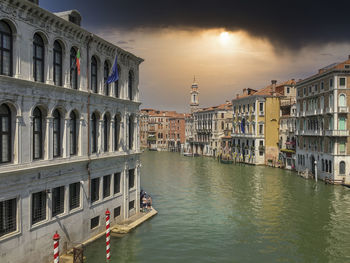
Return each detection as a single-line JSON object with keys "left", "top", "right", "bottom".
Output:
{"left": 183, "top": 152, "right": 193, "bottom": 157}
{"left": 220, "top": 159, "right": 233, "bottom": 164}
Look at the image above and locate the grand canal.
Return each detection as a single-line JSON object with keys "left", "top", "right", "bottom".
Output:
{"left": 85, "top": 151, "right": 350, "bottom": 262}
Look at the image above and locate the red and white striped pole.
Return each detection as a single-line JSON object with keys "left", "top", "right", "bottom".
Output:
{"left": 105, "top": 209, "right": 111, "bottom": 261}
{"left": 53, "top": 231, "right": 60, "bottom": 263}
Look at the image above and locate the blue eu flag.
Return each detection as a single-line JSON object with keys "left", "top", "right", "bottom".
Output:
{"left": 106, "top": 56, "right": 119, "bottom": 84}
{"left": 241, "top": 118, "right": 245, "bottom": 133}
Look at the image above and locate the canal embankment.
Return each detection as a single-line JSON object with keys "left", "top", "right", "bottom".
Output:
{"left": 58, "top": 208, "right": 157, "bottom": 263}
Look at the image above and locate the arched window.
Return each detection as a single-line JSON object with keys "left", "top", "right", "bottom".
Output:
{"left": 339, "top": 161, "right": 346, "bottom": 175}
{"left": 70, "top": 48, "right": 78, "bottom": 89}
{"left": 53, "top": 41, "right": 62, "bottom": 86}
{"left": 91, "top": 56, "right": 98, "bottom": 93}
{"left": 33, "top": 107, "right": 43, "bottom": 159}
{"left": 321, "top": 159, "right": 324, "bottom": 171}
{"left": 0, "top": 21, "right": 12, "bottom": 76}
{"left": 329, "top": 94, "right": 334, "bottom": 108}
{"left": 339, "top": 94, "right": 346, "bottom": 107}
{"left": 325, "top": 160, "right": 328, "bottom": 172}
{"left": 91, "top": 113, "right": 97, "bottom": 153}
{"left": 53, "top": 109, "right": 61, "bottom": 157}
{"left": 104, "top": 61, "right": 110, "bottom": 96}
{"left": 129, "top": 116, "right": 134, "bottom": 150}
{"left": 0, "top": 104, "right": 11, "bottom": 163}
{"left": 114, "top": 115, "right": 120, "bottom": 151}
{"left": 221, "top": 121, "right": 224, "bottom": 130}
{"left": 33, "top": 33, "right": 44, "bottom": 82}
{"left": 103, "top": 114, "right": 109, "bottom": 152}
{"left": 329, "top": 160, "right": 332, "bottom": 173}
{"left": 128, "top": 71, "right": 133, "bottom": 100}
{"left": 70, "top": 111, "right": 77, "bottom": 156}
{"left": 115, "top": 65, "right": 121, "bottom": 98}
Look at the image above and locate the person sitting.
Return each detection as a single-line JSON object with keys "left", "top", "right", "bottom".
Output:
{"left": 142, "top": 195, "right": 147, "bottom": 212}
{"left": 146, "top": 196, "right": 152, "bottom": 211}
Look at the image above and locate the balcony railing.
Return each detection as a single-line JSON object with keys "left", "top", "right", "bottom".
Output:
{"left": 338, "top": 106, "right": 349, "bottom": 113}
{"left": 296, "top": 130, "right": 323, "bottom": 136}
{"left": 326, "top": 107, "right": 334, "bottom": 114}
{"left": 325, "top": 130, "right": 349, "bottom": 136}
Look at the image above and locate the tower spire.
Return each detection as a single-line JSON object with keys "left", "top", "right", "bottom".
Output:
{"left": 190, "top": 77, "right": 199, "bottom": 114}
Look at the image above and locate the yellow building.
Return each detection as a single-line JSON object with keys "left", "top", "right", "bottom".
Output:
{"left": 231, "top": 80, "right": 293, "bottom": 165}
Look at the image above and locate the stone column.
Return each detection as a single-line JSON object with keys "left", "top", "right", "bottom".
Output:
{"left": 14, "top": 34, "right": 22, "bottom": 79}
{"left": 63, "top": 118, "right": 70, "bottom": 158}
{"left": 46, "top": 116, "right": 54, "bottom": 160}
{"left": 15, "top": 115, "right": 23, "bottom": 164}
{"left": 98, "top": 118, "right": 103, "bottom": 154}
{"left": 46, "top": 46, "right": 54, "bottom": 85}
{"left": 64, "top": 49, "right": 71, "bottom": 88}
{"left": 110, "top": 118, "right": 115, "bottom": 152}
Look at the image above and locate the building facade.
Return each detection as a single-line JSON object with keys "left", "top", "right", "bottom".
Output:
{"left": 231, "top": 81, "right": 292, "bottom": 165}
{"left": 278, "top": 80, "right": 297, "bottom": 169}
{"left": 0, "top": 1, "right": 143, "bottom": 262}
{"left": 296, "top": 57, "right": 350, "bottom": 183}
{"left": 191, "top": 102, "right": 232, "bottom": 156}
{"left": 168, "top": 114, "right": 186, "bottom": 152}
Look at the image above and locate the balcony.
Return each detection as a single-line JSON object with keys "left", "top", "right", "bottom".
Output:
{"left": 306, "top": 109, "right": 317, "bottom": 116}
{"left": 296, "top": 130, "right": 323, "bottom": 136}
{"left": 317, "top": 108, "right": 324, "bottom": 115}
{"left": 325, "top": 130, "right": 349, "bottom": 136}
{"left": 326, "top": 107, "right": 334, "bottom": 114}
{"left": 338, "top": 106, "right": 349, "bottom": 113}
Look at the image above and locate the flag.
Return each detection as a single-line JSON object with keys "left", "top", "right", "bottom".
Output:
{"left": 241, "top": 118, "right": 245, "bottom": 133}
{"left": 106, "top": 56, "right": 119, "bottom": 84}
{"left": 76, "top": 49, "right": 81, "bottom": 75}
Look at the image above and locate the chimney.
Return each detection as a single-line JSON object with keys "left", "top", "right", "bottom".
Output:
{"left": 236, "top": 94, "right": 239, "bottom": 99}
{"left": 271, "top": 80, "right": 277, "bottom": 96}
{"left": 243, "top": 88, "right": 247, "bottom": 95}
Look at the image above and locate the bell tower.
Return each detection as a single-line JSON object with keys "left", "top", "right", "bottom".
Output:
{"left": 190, "top": 76, "right": 199, "bottom": 113}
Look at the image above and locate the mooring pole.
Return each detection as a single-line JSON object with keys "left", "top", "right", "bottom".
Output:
{"left": 314, "top": 160, "right": 318, "bottom": 182}
{"left": 53, "top": 231, "right": 60, "bottom": 263}
{"left": 105, "top": 209, "right": 111, "bottom": 262}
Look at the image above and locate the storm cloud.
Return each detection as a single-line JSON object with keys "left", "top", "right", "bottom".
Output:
{"left": 43, "top": 0, "right": 350, "bottom": 50}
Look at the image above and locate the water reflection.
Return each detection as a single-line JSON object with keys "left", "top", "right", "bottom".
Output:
{"left": 85, "top": 151, "right": 350, "bottom": 263}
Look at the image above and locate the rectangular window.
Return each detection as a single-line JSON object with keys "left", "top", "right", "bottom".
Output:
{"left": 128, "top": 169, "right": 135, "bottom": 189}
{"left": 259, "top": 124, "right": 264, "bottom": 135}
{"left": 91, "top": 178, "right": 100, "bottom": 203}
{"left": 287, "top": 87, "right": 290, "bottom": 94}
{"left": 321, "top": 82, "right": 324, "bottom": 90}
{"left": 259, "top": 102, "right": 263, "bottom": 112}
{"left": 340, "top": 77, "right": 346, "bottom": 87}
{"left": 114, "top": 206, "right": 121, "bottom": 218}
{"left": 114, "top": 173, "right": 121, "bottom": 194}
{"left": 129, "top": 200, "right": 135, "bottom": 210}
{"left": 339, "top": 142, "right": 346, "bottom": 154}
{"left": 0, "top": 198, "right": 17, "bottom": 237}
{"left": 69, "top": 182, "right": 80, "bottom": 210}
{"left": 90, "top": 216, "right": 99, "bottom": 229}
{"left": 32, "top": 191, "right": 46, "bottom": 225}
{"left": 103, "top": 175, "right": 111, "bottom": 198}
{"left": 330, "top": 78, "right": 333, "bottom": 87}
{"left": 52, "top": 186, "right": 65, "bottom": 217}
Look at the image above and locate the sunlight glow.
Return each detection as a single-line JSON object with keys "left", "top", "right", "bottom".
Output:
{"left": 219, "top": 31, "right": 231, "bottom": 45}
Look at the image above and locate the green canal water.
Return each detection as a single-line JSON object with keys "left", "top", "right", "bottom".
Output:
{"left": 85, "top": 151, "right": 350, "bottom": 263}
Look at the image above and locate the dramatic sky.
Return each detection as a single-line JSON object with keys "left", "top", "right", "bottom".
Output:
{"left": 41, "top": 0, "right": 350, "bottom": 112}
